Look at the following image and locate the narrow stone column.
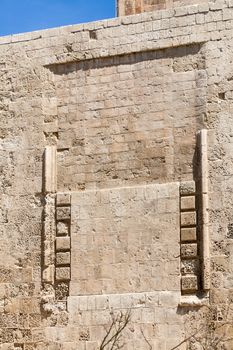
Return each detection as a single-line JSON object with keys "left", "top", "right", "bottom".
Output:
{"left": 42, "top": 194, "right": 56, "bottom": 284}
{"left": 42, "top": 146, "right": 57, "bottom": 285}
{"left": 199, "top": 129, "right": 210, "bottom": 291}
{"left": 44, "top": 145, "right": 57, "bottom": 193}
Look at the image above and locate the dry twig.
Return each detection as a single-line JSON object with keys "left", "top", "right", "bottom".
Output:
{"left": 99, "top": 310, "right": 131, "bottom": 350}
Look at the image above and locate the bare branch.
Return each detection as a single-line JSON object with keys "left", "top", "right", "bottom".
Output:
{"left": 99, "top": 310, "right": 131, "bottom": 350}
{"left": 140, "top": 328, "right": 152, "bottom": 350}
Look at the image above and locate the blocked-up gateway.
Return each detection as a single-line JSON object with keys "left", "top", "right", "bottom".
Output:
{"left": 0, "top": 0, "right": 233, "bottom": 349}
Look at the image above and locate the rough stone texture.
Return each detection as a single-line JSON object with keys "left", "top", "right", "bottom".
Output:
{"left": 118, "top": 0, "right": 210, "bottom": 16}
{"left": 56, "top": 252, "right": 71, "bottom": 266}
{"left": 0, "top": 0, "right": 233, "bottom": 349}
{"left": 181, "top": 243, "right": 198, "bottom": 258}
{"left": 71, "top": 183, "right": 180, "bottom": 295}
{"left": 52, "top": 44, "right": 205, "bottom": 192}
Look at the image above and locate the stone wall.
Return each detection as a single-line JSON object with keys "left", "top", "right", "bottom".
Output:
{"left": 1, "top": 1, "right": 233, "bottom": 349}
{"left": 117, "top": 0, "right": 209, "bottom": 16}
{"left": 70, "top": 183, "right": 180, "bottom": 296}
{"left": 51, "top": 44, "right": 206, "bottom": 191}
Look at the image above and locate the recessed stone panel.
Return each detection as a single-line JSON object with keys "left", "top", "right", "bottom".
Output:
{"left": 71, "top": 183, "right": 180, "bottom": 295}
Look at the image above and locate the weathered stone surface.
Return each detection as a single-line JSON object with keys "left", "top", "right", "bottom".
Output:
{"left": 181, "top": 276, "right": 198, "bottom": 292}
{"left": 118, "top": 0, "right": 209, "bottom": 16}
{"left": 56, "top": 207, "right": 71, "bottom": 221}
{"left": 71, "top": 183, "right": 180, "bottom": 295}
{"left": 181, "top": 259, "right": 199, "bottom": 275}
{"left": 57, "top": 221, "right": 69, "bottom": 236}
{"left": 56, "top": 267, "right": 71, "bottom": 281}
{"left": 180, "top": 181, "right": 196, "bottom": 196}
{"left": 181, "top": 243, "right": 198, "bottom": 258}
{"left": 56, "top": 252, "right": 71, "bottom": 266}
{"left": 1, "top": 1, "right": 233, "bottom": 349}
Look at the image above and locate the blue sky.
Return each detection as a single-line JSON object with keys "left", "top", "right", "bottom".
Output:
{"left": 0, "top": 0, "right": 116, "bottom": 36}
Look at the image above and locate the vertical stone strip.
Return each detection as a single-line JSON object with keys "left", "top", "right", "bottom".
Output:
{"left": 55, "top": 193, "right": 71, "bottom": 301}
{"left": 199, "top": 129, "right": 210, "bottom": 291}
{"left": 180, "top": 181, "right": 199, "bottom": 293}
{"left": 42, "top": 194, "right": 56, "bottom": 284}
{"left": 44, "top": 146, "right": 57, "bottom": 193}
{"left": 42, "top": 146, "right": 57, "bottom": 285}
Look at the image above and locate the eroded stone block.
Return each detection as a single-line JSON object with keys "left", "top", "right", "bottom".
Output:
{"left": 181, "top": 276, "right": 198, "bottom": 291}
{"left": 181, "top": 259, "right": 199, "bottom": 275}
{"left": 56, "top": 207, "right": 71, "bottom": 221}
{"left": 42, "top": 266, "right": 54, "bottom": 284}
{"left": 56, "top": 252, "right": 70, "bottom": 266}
{"left": 181, "top": 243, "right": 198, "bottom": 258}
{"left": 55, "top": 282, "right": 69, "bottom": 300}
{"left": 56, "top": 267, "right": 70, "bottom": 281}
{"left": 57, "top": 221, "right": 69, "bottom": 236}
{"left": 180, "top": 181, "right": 195, "bottom": 196}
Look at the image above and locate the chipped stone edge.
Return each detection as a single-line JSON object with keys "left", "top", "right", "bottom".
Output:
{"left": 179, "top": 293, "right": 209, "bottom": 307}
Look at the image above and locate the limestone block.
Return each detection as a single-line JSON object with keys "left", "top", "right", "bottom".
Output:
{"left": 42, "top": 265, "right": 55, "bottom": 284}
{"left": 180, "top": 227, "right": 197, "bottom": 242}
{"left": 57, "top": 193, "right": 71, "bottom": 206}
{"left": 56, "top": 237, "right": 71, "bottom": 251}
{"left": 181, "top": 259, "right": 199, "bottom": 275}
{"left": 180, "top": 211, "right": 196, "bottom": 227}
{"left": 44, "top": 146, "right": 57, "bottom": 193}
{"left": 180, "top": 181, "right": 195, "bottom": 196}
{"left": 56, "top": 267, "right": 70, "bottom": 281}
{"left": 180, "top": 196, "right": 195, "bottom": 211}
{"left": 44, "top": 249, "right": 53, "bottom": 266}
{"left": 42, "top": 97, "right": 57, "bottom": 116}
{"left": 57, "top": 221, "right": 69, "bottom": 236}
{"left": 56, "top": 207, "right": 71, "bottom": 221}
{"left": 71, "top": 183, "right": 180, "bottom": 295}
{"left": 181, "top": 276, "right": 198, "bottom": 291}
{"left": 56, "top": 252, "right": 70, "bottom": 266}
{"left": 55, "top": 282, "right": 69, "bottom": 300}
{"left": 181, "top": 243, "right": 198, "bottom": 258}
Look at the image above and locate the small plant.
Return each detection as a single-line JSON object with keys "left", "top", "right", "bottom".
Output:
{"left": 99, "top": 310, "right": 131, "bottom": 350}
{"left": 171, "top": 304, "right": 233, "bottom": 350}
